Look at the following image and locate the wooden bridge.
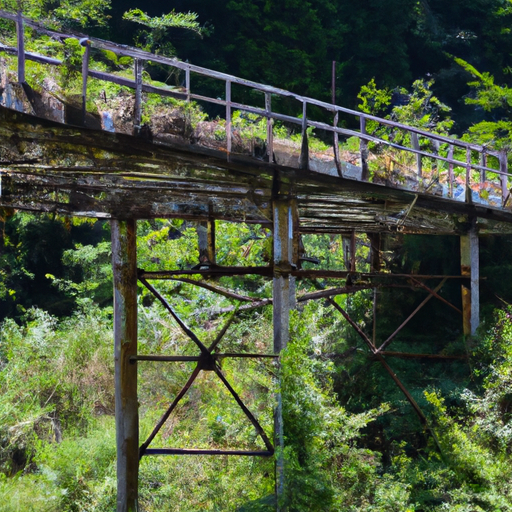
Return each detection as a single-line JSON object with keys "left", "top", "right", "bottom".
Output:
{"left": 1, "top": 11, "right": 511, "bottom": 511}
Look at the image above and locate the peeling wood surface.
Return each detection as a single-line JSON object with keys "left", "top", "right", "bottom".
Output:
{"left": 1, "top": 11, "right": 512, "bottom": 235}
{"left": 1, "top": 106, "right": 512, "bottom": 234}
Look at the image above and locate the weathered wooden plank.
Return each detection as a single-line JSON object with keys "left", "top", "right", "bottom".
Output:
{"left": 2, "top": 106, "right": 512, "bottom": 232}
{"left": 0, "top": 43, "right": 62, "bottom": 65}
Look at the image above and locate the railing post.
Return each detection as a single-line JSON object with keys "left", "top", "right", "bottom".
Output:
{"left": 360, "top": 117, "right": 369, "bottom": 180}
{"left": 265, "top": 92, "right": 274, "bottom": 163}
{"left": 226, "top": 80, "right": 232, "bottom": 161}
{"left": 80, "top": 38, "right": 91, "bottom": 126}
{"left": 448, "top": 144, "right": 454, "bottom": 198}
{"left": 466, "top": 147, "right": 472, "bottom": 203}
{"left": 111, "top": 219, "right": 139, "bottom": 512}
{"left": 333, "top": 109, "right": 342, "bottom": 177}
{"left": 133, "top": 59, "right": 143, "bottom": 135}
{"left": 185, "top": 67, "right": 191, "bottom": 103}
{"left": 500, "top": 150, "right": 509, "bottom": 206}
{"left": 480, "top": 150, "right": 487, "bottom": 183}
{"left": 299, "top": 101, "right": 308, "bottom": 170}
{"left": 411, "top": 132, "right": 422, "bottom": 177}
{"left": 332, "top": 61, "right": 342, "bottom": 177}
{"left": 16, "top": 11, "right": 25, "bottom": 84}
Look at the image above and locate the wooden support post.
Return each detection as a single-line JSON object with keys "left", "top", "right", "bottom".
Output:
{"left": 16, "top": 11, "right": 25, "bottom": 84}
{"left": 350, "top": 230, "right": 356, "bottom": 272}
{"left": 460, "top": 223, "right": 479, "bottom": 336}
{"left": 411, "top": 132, "right": 422, "bottom": 177}
{"left": 341, "top": 232, "right": 356, "bottom": 272}
{"left": 360, "top": 117, "right": 369, "bottom": 180}
{"left": 81, "top": 38, "right": 90, "bottom": 126}
{"left": 466, "top": 148, "right": 472, "bottom": 203}
{"left": 368, "top": 232, "right": 381, "bottom": 346}
{"left": 111, "top": 219, "right": 139, "bottom": 512}
{"left": 480, "top": 151, "right": 487, "bottom": 183}
{"left": 265, "top": 92, "right": 274, "bottom": 163}
{"left": 500, "top": 150, "right": 509, "bottom": 206}
{"left": 368, "top": 233, "right": 381, "bottom": 272}
{"left": 226, "top": 80, "right": 232, "bottom": 161}
{"left": 332, "top": 61, "right": 342, "bottom": 177}
{"left": 185, "top": 67, "right": 191, "bottom": 102}
{"left": 133, "top": 59, "right": 143, "bottom": 136}
{"left": 198, "top": 214, "right": 216, "bottom": 265}
{"left": 299, "top": 101, "right": 309, "bottom": 170}
{"left": 273, "top": 198, "right": 297, "bottom": 509}
{"left": 448, "top": 144, "right": 454, "bottom": 198}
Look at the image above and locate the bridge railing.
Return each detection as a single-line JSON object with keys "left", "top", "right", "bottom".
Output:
{"left": 1, "top": 10, "right": 510, "bottom": 210}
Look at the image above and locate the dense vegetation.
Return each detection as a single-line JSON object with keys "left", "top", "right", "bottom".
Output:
{"left": 2, "top": 0, "right": 512, "bottom": 510}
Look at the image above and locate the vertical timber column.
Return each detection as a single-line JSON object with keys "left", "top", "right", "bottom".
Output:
{"left": 111, "top": 219, "right": 139, "bottom": 512}
{"left": 198, "top": 213, "right": 216, "bottom": 265}
{"left": 460, "top": 223, "right": 480, "bottom": 337}
{"left": 273, "top": 198, "right": 297, "bottom": 509}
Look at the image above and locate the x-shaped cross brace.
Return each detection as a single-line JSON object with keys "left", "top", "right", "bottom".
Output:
{"left": 135, "top": 276, "right": 274, "bottom": 458}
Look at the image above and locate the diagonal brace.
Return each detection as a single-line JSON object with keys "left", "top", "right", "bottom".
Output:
{"left": 136, "top": 294, "right": 273, "bottom": 457}
{"left": 376, "top": 278, "right": 448, "bottom": 353}
{"left": 139, "top": 276, "right": 210, "bottom": 355}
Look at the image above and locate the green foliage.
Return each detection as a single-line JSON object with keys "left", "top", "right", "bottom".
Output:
{"left": 1, "top": 0, "right": 110, "bottom": 28}
{"left": 280, "top": 307, "right": 394, "bottom": 511}
{"left": 47, "top": 241, "right": 112, "bottom": 307}
{"left": 51, "top": 0, "right": 111, "bottom": 28}
{"left": 0, "top": 214, "right": 109, "bottom": 320}
{"left": 123, "top": 8, "right": 203, "bottom": 34}
{"left": 358, "top": 78, "right": 453, "bottom": 136}
{"left": 123, "top": 8, "right": 204, "bottom": 55}
{"left": 358, "top": 78, "right": 392, "bottom": 118}
{"left": 0, "top": 306, "right": 114, "bottom": 477}
{"left": 61, "top": 37, "right": 84, "bottom": 86}
{"left": 455, "top": 56, "right": 512, "bottom": 149}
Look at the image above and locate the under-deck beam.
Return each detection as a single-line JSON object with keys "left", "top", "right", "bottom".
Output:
{"left": 111, "top": 219, "right": 139, "bottom": 512}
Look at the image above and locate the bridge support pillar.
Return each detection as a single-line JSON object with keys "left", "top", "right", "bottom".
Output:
{"left": 273, "top": 198, "right": 298, "bottom": 510}
{"left": 111, "top": 219, "right": 139, "bottom": 512}
{"left": 460, "top": 224, "right": 479, "bottom": 336}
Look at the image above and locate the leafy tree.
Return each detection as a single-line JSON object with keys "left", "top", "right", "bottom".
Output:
{"left": 0, "top": 0, "right": 111, "bottom": 28}
{"left": 122, "top": 7, "right": 205, "bottom": 55}
{"left": 455, "top": 56, "right": 512, "bottom": 149}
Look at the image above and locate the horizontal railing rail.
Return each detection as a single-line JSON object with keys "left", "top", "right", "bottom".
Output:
{"left": 0, "top": 10, "right": 510, "bottom": 209}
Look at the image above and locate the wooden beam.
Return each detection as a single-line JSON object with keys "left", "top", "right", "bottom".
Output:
{"left": 111, "top": 219, "right": 139, "bottom": 512}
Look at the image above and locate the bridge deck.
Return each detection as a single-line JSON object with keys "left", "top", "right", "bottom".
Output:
{"left": 1, "top": 106, "right": 512, "bottom": 235}
{"left": 0, "top": 9, "right": 512, "bottom": 237}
